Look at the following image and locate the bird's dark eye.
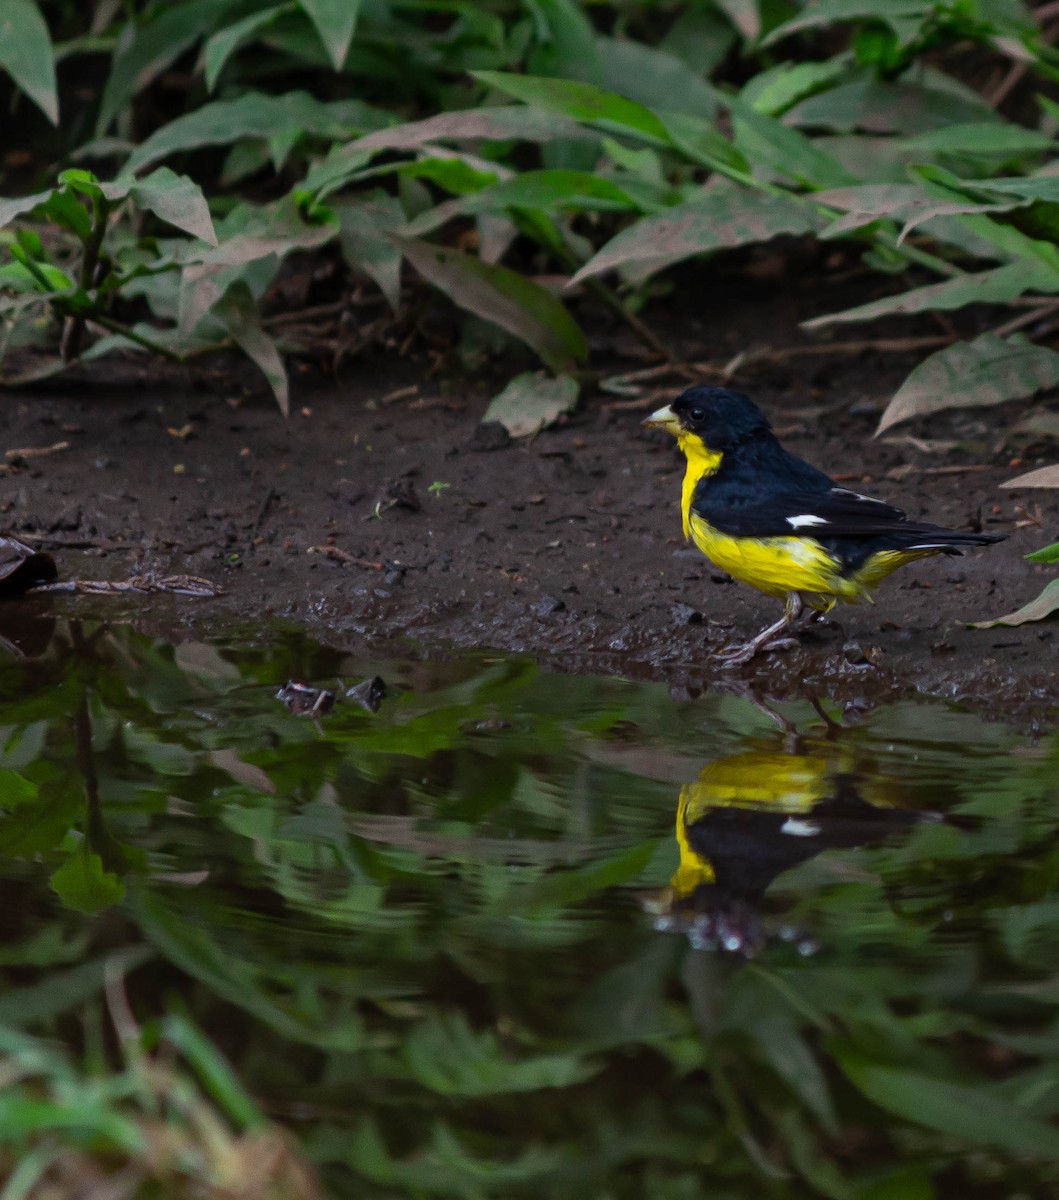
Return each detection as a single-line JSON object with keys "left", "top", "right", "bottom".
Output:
{"left": 688, "top": 406, "right": 705, "bottom": 422}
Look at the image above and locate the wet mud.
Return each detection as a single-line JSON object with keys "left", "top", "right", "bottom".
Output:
{"left": 1, "top": 274, "right": 1057, "bottom": 720}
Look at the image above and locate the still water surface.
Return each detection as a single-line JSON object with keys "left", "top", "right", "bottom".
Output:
{"left": 1, "top": 617, "right": 1058, "bottom": 1198}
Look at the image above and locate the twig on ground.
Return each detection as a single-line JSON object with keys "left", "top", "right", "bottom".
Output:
{"left": 6, "top": 440, "right": 70, "bottom": 460}
{"left": 262, "top": 299, "right": 350, "bottom": 328}
{"left": 600, "top": 334, "right": 956, "bottom": 399}
{"left": 722, "top": 335, "right": 954, "bottom": 377}
{"left": 15, "top": 532, "right": 122, "bottom": 550}
{"left": 30, "top": 574, "right": 224, "bottom": 596}
{"left": 601, "top": 388, "right": 685, "bottom": 411}
{"left": 306, "top": 545, "right": 384, "bottom": 569}
{"left": 885, "top": 463, "right": 995, "bottom": 482}
{"left": 246, "top": 486, "right": 276, "bottom": 555}
{"left": 990, "top": 303, "right": 1059, "bottom": 340}
{"left": 379, "top": 384, "right": 419, "bottom": 406}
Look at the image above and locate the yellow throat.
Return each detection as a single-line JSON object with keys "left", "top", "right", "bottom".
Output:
{"left": 677, "top": 431, "right": 722, "bottom": 540}
{"left": 641, "top": 404, "right": 723, "bottom": 541}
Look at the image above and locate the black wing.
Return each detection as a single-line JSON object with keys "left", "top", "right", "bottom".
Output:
{"left": 693, "top": 484, "right": 999, "bottom": 548}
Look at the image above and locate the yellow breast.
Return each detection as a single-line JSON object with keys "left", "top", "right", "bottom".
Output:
{"left": 688, "top": 512, "right": 851, "bottom": 602}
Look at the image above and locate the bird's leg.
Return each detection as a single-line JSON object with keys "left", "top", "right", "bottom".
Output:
{"left": 713, "top": 593, "right": 804, "bottom": 668}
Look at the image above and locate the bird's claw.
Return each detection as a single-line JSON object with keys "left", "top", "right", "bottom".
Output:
{"left": 712, "top": 635, "right": 798, "bottom": 668}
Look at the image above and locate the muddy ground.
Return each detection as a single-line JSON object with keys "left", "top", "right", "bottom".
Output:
{"left": 2, "top": 265, "right": 1058, "bottom": 720}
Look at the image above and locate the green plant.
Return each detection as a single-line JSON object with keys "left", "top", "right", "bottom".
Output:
{"left": 2, "top": 0, "right": 1059, "bottom": 440}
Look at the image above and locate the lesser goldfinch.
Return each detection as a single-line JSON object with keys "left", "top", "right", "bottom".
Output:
{"left": 644, "top": 387, "right": 1004, "bottom": 665}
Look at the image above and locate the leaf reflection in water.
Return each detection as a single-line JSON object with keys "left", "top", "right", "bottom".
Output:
{"left": 0, "top": 619, "right": 1056, "bottom": 1198}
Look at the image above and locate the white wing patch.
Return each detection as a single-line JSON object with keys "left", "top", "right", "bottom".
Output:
{"left": 781, "top": 818, "right": 820, "bottom": 837}
{"left": 787, "top": 514, "right": 827, "bottom": 529}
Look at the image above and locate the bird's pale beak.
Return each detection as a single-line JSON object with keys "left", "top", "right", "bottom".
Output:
{"left": 642, "top": 405, "right": 681, "bottom": 435}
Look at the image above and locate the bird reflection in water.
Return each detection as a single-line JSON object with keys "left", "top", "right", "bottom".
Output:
{"left": 643, "top": 735, "right": 937, "bottom": 956}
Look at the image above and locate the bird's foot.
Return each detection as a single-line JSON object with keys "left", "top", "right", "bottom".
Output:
{"left": 712, "top": 635, "right": 798, "bottom": 668}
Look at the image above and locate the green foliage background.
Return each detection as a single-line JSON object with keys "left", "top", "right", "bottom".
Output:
{"left": 3, "top": 0, "right": 1059, "bottom": 435}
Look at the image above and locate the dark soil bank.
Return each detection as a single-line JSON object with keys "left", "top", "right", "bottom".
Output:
{"left": 2, "top": 280, "right": 1057, "bottom": 718}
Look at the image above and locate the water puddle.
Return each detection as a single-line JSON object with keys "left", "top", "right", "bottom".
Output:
{"left": 2, "top": 615, "right": 1059, "bottom": 1197}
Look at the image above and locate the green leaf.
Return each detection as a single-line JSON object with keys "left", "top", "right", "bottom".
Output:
{"left": 762, "top": 0, "right": 932, "bottom": 47}
{"left": 131, "top": 891, "right": 362, "bottom": 1050}
{"left": 650, "top": 109, "right": 749, "bottom": 176}
{"left": 458, "top": 169, "right": 641, "bottom": 217}
{"left": 104, "top": 168, "right": 217, "bottom": 245}
{"left": 1004, "top": 465, "right": 1059, "bottom": 489}
{"left": 815, "top": 182, "right": 1025, "bottom": 240}
{"left": 659, "top": 6, "right": 735, "bottom": 78}
{"left": 527, "top": 0, "right": 601, "bottom": 82}
{"left": 483, "top": 372, "right": 580, "bottom": 438}
{"left": 127, "top": 91, "right": 388, "bottom": 173}
{"left": 348, "top": 106, "right": 590, "bottom": 156}
{"left": 0, "top": 190, "right": 53, "bottom": 229}
{"left": 212, "top": 280, "right": 289, "bottom": 415}
{"left": 0, "top": 0, "right": 58, "bottom": 124}
{"left": 96, "top": 0, "right": 240, "bottom": 135}
{"left": 715, "top": 0, "right": 762, "bottom": 41}
{"left": 40, "top": 189, "right": 93, "bottom": 241}
{"left": 404, "top": 1011, "right": 597, "bottom": 1097}
{"left": 0, "top": 768, "right": 37, "bottom": 806}
{"left": 742, "top": 59, "right": 850, "bottom": 116}
{"left": 50, "top": 845, "right": 125, "bottom": 915}
{"left": 570, "top": 180, "right": 824, "bottom": 286}
{"left": 908, "top": 165, "right": 1059, "bottom": 270}
{"left": 80, "top": 168, "right": 216, "bottom": 244}
{"left": 973, "top": 175, "right": 1059, "bottom": 204}
{"left": 335, "top": 192, "right": 404, "bottom": 311}
{"left": 397, "top": 238, "right": 586, "bottom": 373}
{"left": 788, "top": 75, "right": 1002, "bottom": 136}
{"left": 522, "top": 840, "right": 658, "bottom": 911}
{"left": 878, "top": 334, "right": 1059, "bottom": 433}
{"left": 162, "top": 1013, "right": 265, "bottom": 1131}
{"left": 0, "top": 1095, "right": 144, "bottom": 1152}
{"left": 722, "top": 93, "right": 855, "bottom": 188}
{"left": 596, "top": 36, "right": 717, "bottom": 121}
{"left": 57, "top": 167, "right": 105, "bottom": 200}
{"left": 971, "top": 578, "right": 1059, "bottom": 627}
{"left": 6, "top": 245, "right": 72, "bottom": 293}
{"left": 836, "top": 1045, "right": 1059, "bottom": 1155}
{"left": 204, "top": 4, "right": 291, "bottom": 92}
{"left": 0, "top": 270, "right": 48, "bottom": 299}
{"left": 399, "top": 156, "right": 502, "bottom": 198}
{"left": 902, "top": 123, "right": 1055, "bottom": 157}
{"left": 805, "top": 262, "right": 1059, "bottom": 330}
{"left": 1026, "top": 540, "right": 1059, "bottom": 563}
{"left": 473, "top": 71, "right": 671, "bottom": 145}
{"left": 299, "top": 0, "right": 362, "bottom": 71}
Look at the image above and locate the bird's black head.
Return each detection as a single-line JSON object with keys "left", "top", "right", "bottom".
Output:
{"left": 667, "top": 387, "right": 771, "bottom": 451}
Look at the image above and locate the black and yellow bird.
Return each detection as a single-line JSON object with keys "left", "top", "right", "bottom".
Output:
{"left": 644, "top": 387, "right": 1004, "bottom": 665}
{"left": 642, "top": 743, "right": 931, "bottom": 954}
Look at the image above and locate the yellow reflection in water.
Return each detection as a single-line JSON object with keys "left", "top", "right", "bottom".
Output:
{"left": 647, "top": 737, "right": 930, "bottom": 954}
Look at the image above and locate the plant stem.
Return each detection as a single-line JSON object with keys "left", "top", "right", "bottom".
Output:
{"left": 90, "top": 315, "right": 183, "bottom": 361}
{"left": 61, "top": 192, "right": 110, "bottom": 362}
{"left": 584, "top": 278, "right": 686, "bottom": 367}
